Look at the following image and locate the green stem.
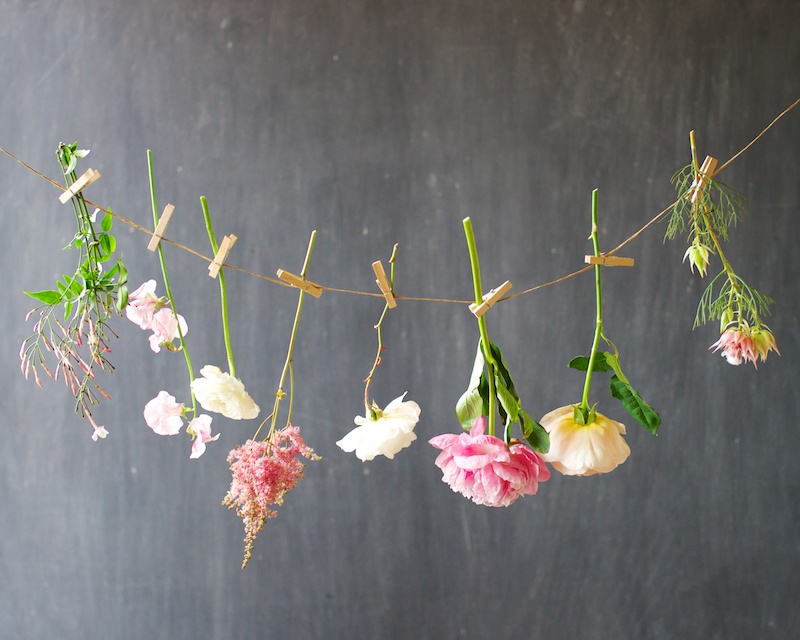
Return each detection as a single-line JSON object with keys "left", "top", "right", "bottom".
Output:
{"left": 146, "top": 150, "right": 196, "bottom": 414}
{"left": 581, "top": 190, "right": 603, "bottom": 416}
{"left": 258, "top": 230, "right": 317, "bottom": 440}
{"left": 462, "top": 217, "right": 498, "bottom": 437}
{"left": 200, "top": 197, "right": 236, "bottom": 377}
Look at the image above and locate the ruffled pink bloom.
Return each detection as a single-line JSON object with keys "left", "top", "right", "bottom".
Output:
{"left": 710, "top": 327, "right": 758, "bottom": 367}
{"left": 126, "top": 280, "right": 160, "bottom": 329}
{"left": 223, "top": 427, "right": 320, "bottom": 567}
{"left": 188, "top": 414, "right": 219, "bottom": 459}
{"left": 148, "top": 307, "right": 188, "bottom": 353}
{"left": 429, "top": 417, "right": 550, "bottom": 507}
{"left": 143, "top": 390, "right": 185, "bottom": 436}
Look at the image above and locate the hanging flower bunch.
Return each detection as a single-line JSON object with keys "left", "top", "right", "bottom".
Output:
{"left": 666, "top": 132, "right": 779, "bottom": 367}
{"left": 19, "top": 143, "right": 129, "bottom": 440}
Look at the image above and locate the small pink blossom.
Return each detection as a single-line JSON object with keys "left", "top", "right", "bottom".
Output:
{"left": 88, "top": 414, "right": 108, "bottom": 441}
{"left": 148, "top": 307, "right": 188, "bottom": 353}
{"left": 188, "top": 414, "right": 219, "bottom": 459}
{"left": 223, "top": 426, "right": 320, "bottom": 568}
{"left": 143, "top": 390, "right": 185, "bottom": 436}
{"left": 126, "top": 280, "right": 161, "bottom": 329}
{"left": 709, "top": 325, "right": 777, "bottom": 367}
{"left": 429, "top": 417, "right": 550, "bottom": 507}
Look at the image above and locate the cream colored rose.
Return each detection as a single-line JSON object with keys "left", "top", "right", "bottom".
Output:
{"left": 540, "top": 405, "right": 630, "bottom": 476}
{"left": 190, "top": 365, "right": 260, "bottom": 420}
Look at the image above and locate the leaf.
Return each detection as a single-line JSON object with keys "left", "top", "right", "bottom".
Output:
{"left": 24, "top": 289, "right": 62, "bottom": 306}
{"left": 602, "top": 352, "right": 630, "bottom": 385}
{"left": 494, "top": 375, "right": 520, "bottom": 424}
{"left": 98, "top": 234, "right": 116, "bottom": 260}
{"left": 568, "top": 355, "right": 613, "bottom": 373}
{"left": 101, "top": 211, "right": 113, "bottom": 232}
{"left": 609, "top": 375, "right": 660, "bottom": 435}
{"left": 487, "top": 341, "right": 518, "bottom": 398}
{"left": 520, "top": 410, "right": 550, "bottom": 454}
{"left": 115, "top": 284, "right": 129, "bottom": 314}
{"left": 456, "top": 342, "right": 486, "bottom": 429}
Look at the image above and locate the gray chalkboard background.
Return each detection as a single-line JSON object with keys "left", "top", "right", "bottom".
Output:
{"left": 1, "top": 1, "right": 799, "bottom": 638}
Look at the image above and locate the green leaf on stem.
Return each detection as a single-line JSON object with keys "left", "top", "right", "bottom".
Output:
{"left": 456, "top": 341, "right": 486, "bottom": 429}
{"left": 101, "top": 211, "right": 113, "bottom": 232}
{"left": 494, "top": 375, "right": 520, "bottom": 424}
{"left": 115, "top": 284, "right": 129, "bottom": 313}
{"left": 520, "top": 410, "right": 549, "bottom": 454}
{"left": 24, "top": 289, "right": 62, "bottom": 306}
{"left": 568, "top": 355, "right": 613, "bottom": 373}
{"left": 609, "top": 375, "right": 660, "bottom": 435}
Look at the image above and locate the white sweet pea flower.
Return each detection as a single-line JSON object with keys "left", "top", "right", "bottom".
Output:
{"left": 190, "top": 365, "right": 260, "bottom": 420}
{"left": 337, "top": 393, "right": 420, "bottom": 461}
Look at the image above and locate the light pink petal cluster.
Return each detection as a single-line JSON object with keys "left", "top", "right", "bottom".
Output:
{"left": 148, "top": 308, "right": 188, "bottom": 353}
{"left": 223, "top": 426, "right": 320, "bottom": 568}
{"left": 710, "top": 325, "right": 778, "bottom": 368}
{"left": 188, "top": 414, "right": 219, "bottom": 459}
{"left": 126, "top": 280, "right": 160, "bottom": 329}
{"left": 144, "top": 390, "right": 185, "bottom": 436}
{"left": 540, "top": 405, "right": 630, "bottom": 476}
{"left": 429, "top": 417, "right": 550, "bottom": 507}
{"left": 337, "top": 393, "right": 420, "bottom": 461}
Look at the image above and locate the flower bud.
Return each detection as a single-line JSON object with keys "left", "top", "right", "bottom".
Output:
{"left": 683, "top": 243, "right": 711, "bottom": 277}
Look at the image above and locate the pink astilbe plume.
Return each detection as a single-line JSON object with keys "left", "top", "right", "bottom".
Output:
{"left": 223, "top": 426, "right": 320, "bottom": 568}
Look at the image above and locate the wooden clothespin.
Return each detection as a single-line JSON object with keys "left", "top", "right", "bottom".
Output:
{"left": 469, "top": 280, "right": 512, "bottom": 318}
{"left": 59, "top": 168, "right": 101, "bottom": 204}
{"left": 584, "top": 255, "right": 635, "bottom": 267}
{"left": 208, "top": 234, "right": 237, "bottom": 278}
{"left": 371, "top": 260, "right": 396, "bottom": 308}
{"left": 277, "top": 269, "right": 323, "bottom": 298}
{"left": 147, "top": 204, "right": 176, "bottom": 251}
{"left": 688, "top": 155, "right": 718, "bottom": 203}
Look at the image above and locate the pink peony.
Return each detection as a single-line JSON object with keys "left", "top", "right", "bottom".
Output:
{"left": 223, "top": 427, "right": 320, "bottom": 568}
{"left": 429, "top": 416, "right": 550, "bottom": 507}
{"left": 148, "top": 307, "right": 188, "bottom": 353}
{"left": 188, "top": 414, "right": 219, "bottom": 459}
{"left": 143, "top": 390, "right": 185, "bottom": 436}
{"left": 126, "top": 280, "right": 161, "bottom": 329}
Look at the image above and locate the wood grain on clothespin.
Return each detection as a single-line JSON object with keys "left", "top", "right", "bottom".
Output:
{"left": 469, "top": 280, "right": 512, "bottom": 318}
{"left": 688, "top": 155, "right": 718, "bottom": 203}
{"left": 584, "top": 255, "right": 635, "bottom": 267}
{"left": 208, "top": 234, "right": 237, "bottom": 278}
{"left": 276, "top": 269, "right": 323, "bottom": 298}
{"left": 58, "top": 168, "right": 101, "bottom": 204}
{"left": 147, "top": 204, "right": 176, "bottom": 251}
{"left": 371, "top": 260, "right": 396, "bottom": 308}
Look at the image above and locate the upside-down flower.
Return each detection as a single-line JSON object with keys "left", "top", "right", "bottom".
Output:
{"left": 337, "top": 393, "right": 420, "bottom": 461}
{"left": 429, "top": 417, "right": 549, "bottom": 507}
{"left": 191, "top": 365, "right": 260, "bottom": 420}
{"left": 683, "top": 243, "right": 712, "bottom": 277}
{"left": 88, "top": 414, "right": 108, "bottom": 442}
{"left": 126, "top": 280, "right": 161, "bottom": 330}
{"left": 223, "top": 427, "right": 320, "bottom": 568}
{"left": 143, "top": 390, "right": 185, "bottom": 436}
{"left": 539, "top": 405, "right": 630, "bottom": 476}
{"left": 148, "top": 308, "right": 188, "bottom": 353}
{"left": 188, "top": 414, "right": 219, "bottom": 459}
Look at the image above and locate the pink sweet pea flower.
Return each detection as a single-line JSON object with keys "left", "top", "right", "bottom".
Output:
{"left": 429, "top": 416, "right": 550, "bottom": 507}
{"left": 143, "top": 390, "right": 185, "bottom": 436}
{"left": 148, "top": 308, "right": 188, "bottom": 353}
{"left": 188, "top": 414, "right": 219, "bottom": 459}
{"left": 126, "top": 280, "right": 160, "bottom": 330}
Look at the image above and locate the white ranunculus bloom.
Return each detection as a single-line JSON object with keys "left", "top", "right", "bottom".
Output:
{"left": 190, "top": 365, "right": 260, "bottom": 420}
{"left": 337, "top": 393, "right": 421, "bottom": 461}
{"left": 540, "top": 405, "right": 630, "bottom": 476}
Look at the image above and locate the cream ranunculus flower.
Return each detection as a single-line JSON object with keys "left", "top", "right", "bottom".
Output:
{"left": 190, "top": 365, "right": 260, "bottom": 420}
{"left": 540, "top": 405, "right": 630, "bottom": 476}
{"left": 337, "top": 393, "right": 420, "bottom": 461}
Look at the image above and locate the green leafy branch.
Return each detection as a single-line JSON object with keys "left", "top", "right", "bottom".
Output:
{"left": 19, "top": 143, "right": 128, "bottom": 420}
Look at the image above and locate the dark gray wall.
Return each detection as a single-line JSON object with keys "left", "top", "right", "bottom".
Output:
{"left": 1, "top": 1, "right": 799, "bottom": 638}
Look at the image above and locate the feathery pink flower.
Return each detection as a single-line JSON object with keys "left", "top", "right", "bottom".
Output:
{"left": 223, "top": 427, "right": 320, "bottom": 568}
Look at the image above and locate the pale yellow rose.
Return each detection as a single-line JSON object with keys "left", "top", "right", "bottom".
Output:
{"left": 190, "top": 365, "right": 260, "bottom": 420}
{"left": 540, "top": 405, "right": 630, "bottom": 476}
